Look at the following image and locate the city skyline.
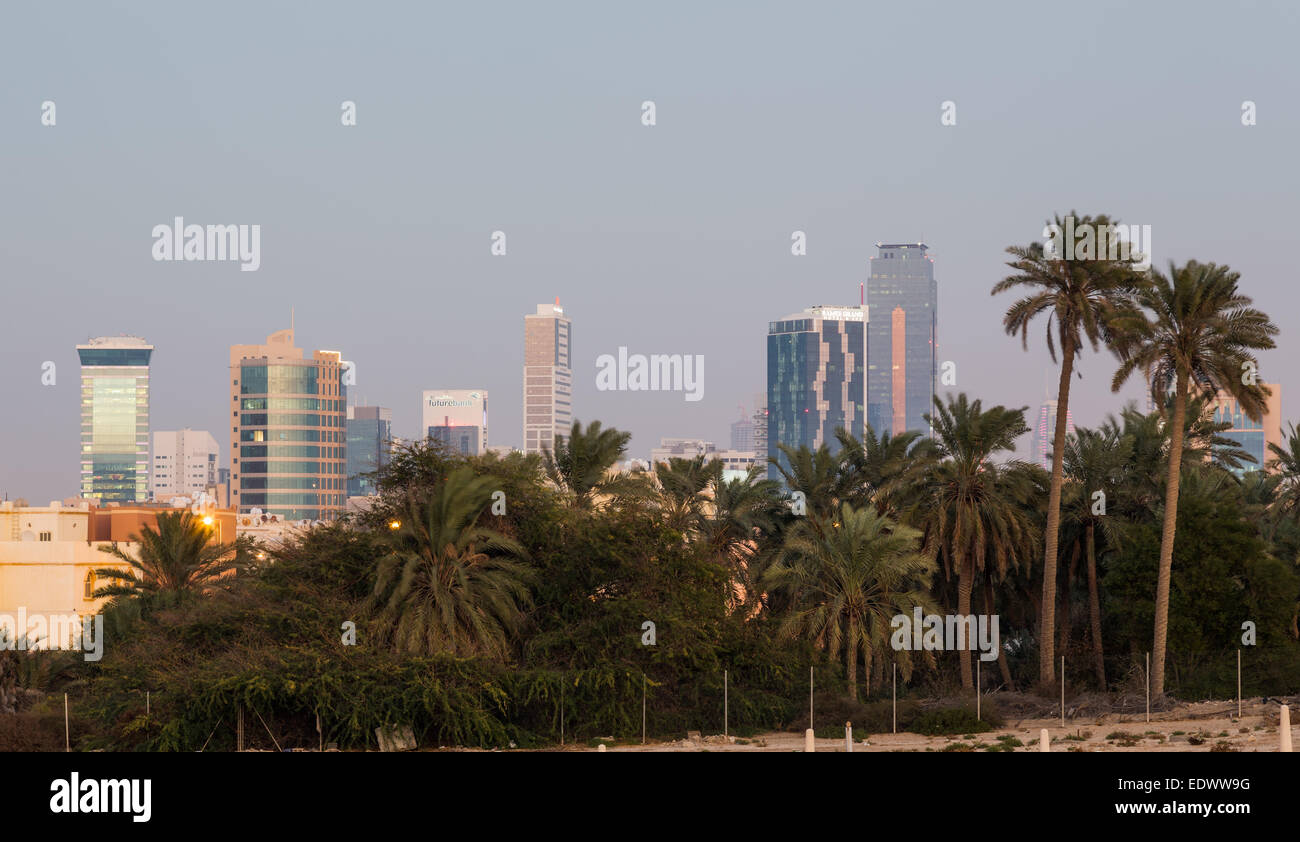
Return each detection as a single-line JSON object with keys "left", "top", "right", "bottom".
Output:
{"left": 5, "top": 2, "right": 1299, "bottom": 503}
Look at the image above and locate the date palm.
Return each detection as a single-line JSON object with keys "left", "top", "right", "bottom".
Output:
{"left": 1111, "top": 260, "right": 1277, "bottom": 695}
{"left": 697, "top": 466, "right": 782, "bottom": 606}
{"left": 762, "top": 503, "right": 935, "bottom": 701}
{"left": 993, "top": 212, "right": 1146, "bottom": 684}
{"left": 94, "top": 510, "right": 250, "bottom": 611}
{"left": 543, "top": 419, "right": 642, "bottom": 509}
{"left": 654, "top": 455, "right": 719, "bottom": 533}
{"left": 835, "top": 425, "right": 937, "bottom": 519}
{"left": 1267, "top": 422, "right": 1300, "bottom": 524}
{"left": 369, "top": 467, "right": 534, "bottom": 659}
{"left": 770, "top": 442, "right": 843, "bottom": 522}
{"left": 909, "top": 393, "right": 1037, "bottom": 690}
{"left": 1062, "top": 425, "right": 1133, "bottom": 688}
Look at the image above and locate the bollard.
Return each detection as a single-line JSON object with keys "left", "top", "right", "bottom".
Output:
{"left": 597, "top": 743, "right": 607, "bottom": 753}
{"left": 805, "top": 728, "right": 816, "bottom": 753}
{"left": 1282, "top": 705, "right": 1293, "bottom": 753}
{"left": 845, "top": 722, "right": 853, "bottom": 753}
{"left": 1040, "top": 729, "right": 1050, "bottom": 752}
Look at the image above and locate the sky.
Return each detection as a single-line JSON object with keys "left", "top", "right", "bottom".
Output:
{"left": 2, "top": 0, "right": 1298, "bottom": 503}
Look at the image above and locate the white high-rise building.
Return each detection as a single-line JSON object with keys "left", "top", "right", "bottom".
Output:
{"left": 150, "top": 429, "right": 220, "bottom": 500}
{"left": 523, "top": 301, "right": 572, "bottom": 456}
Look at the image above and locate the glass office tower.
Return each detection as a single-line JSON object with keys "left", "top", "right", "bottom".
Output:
{"left": 77, "top": 336, "right": 153, "bottom": 503}
{"left": 766, "top": 306, "right": 866, "bottom": 481}
{"left": 346, "top": 405, "right": 392, "bottom": 498}
{"left": 867, "top": 243, "right": 938, "bottom": 437}
{"left": 230, "top": 329, "right": 347, "bottom": 522}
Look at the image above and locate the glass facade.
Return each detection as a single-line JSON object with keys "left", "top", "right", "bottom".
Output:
{"left": 1212, "top": 400, "right": 1267, "bottom": 475}
{"left": 347, "top": 407, "right": 392, "bottom": 497}
{"left": 429, "top": 424, "right": 481, "bottom": 455}
{"left": 232, "top": 351, "right": 346, "bottom": 522}
{"left": 766, "top": 309, "right": 866, "bottom": 481}
{"left": 867, "top": 243, "right": 938, "bottom": 437}
{"left": 78, "top": 338, "right": 152, "bottom": 503}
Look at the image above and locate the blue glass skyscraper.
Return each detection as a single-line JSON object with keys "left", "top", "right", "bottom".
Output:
{"left": 867, "top": 243, "right": 938, "bottom": 437}
{"left": 766, "top": 306, "right": 866, "bottom": 481}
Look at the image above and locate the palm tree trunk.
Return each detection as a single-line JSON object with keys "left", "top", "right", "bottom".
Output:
{"left": 958, "top": 558, "right": 974, "bottom": 690}
{"left": 1040, "top": 345, "right": 1075, "bottom": 686}
{"left": 847, "top": 618, "right": 858, "bottom": 701}
{"left": 1058, "top": 540, "right": 1079, "bottom": 658}
{"left": 1152, "top": 371, "right": 1188, "bottom": 697}
{"left": 984, "top": 575, "right": 1015, "bottom": 691}
{"left": 1086, "top": 521, "right": 1106, "bottom": 688}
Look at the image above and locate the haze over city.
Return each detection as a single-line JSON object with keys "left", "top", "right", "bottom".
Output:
{"left": 3, "top": 0, "right": 1297, "bottom": 502}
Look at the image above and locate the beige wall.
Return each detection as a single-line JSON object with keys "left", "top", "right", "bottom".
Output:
{"left": 0, "top": 539, "right": 127, "bottom": 617}
{"left": 0, "top": 503, "right": 235, "bottom": 618}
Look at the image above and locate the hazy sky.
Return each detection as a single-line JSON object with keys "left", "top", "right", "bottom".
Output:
{"left": 3, "top": 1, "right": 1298, "bottom": 503}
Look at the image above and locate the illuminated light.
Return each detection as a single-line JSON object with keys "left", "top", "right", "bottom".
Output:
{"left": 202, "top": 516, "right": 214, "bottom": 526}
{"left": 388, "top": 520, "right": 401, "bottom": 530}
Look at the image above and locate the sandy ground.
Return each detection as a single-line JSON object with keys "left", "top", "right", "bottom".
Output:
{"left": 558, "top": 698, "right": 1296, "bottom": 752}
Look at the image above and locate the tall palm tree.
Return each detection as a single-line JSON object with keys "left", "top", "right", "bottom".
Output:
{"left": 542, "top": 419, "right": 641, "bottom": 508}
{"left": 763, "top": 503, "right": 935, "bottom": 700}
{"left": 1062, "top": 425, "right": 1133, "bottom": 688}
{"left": 94, "top": 511, "right": 250, "bottom": 610}
{"left": 909, "top": 394, "right": 1037, "bottom": 690}
{"left": 993, "top": 212, "right": 1146, "bottom": 684}
{"left": 369, "top": 467, "right": 534, "bottom": 659}
{"left": 1111, "top": 260, "right": 1277, "bottom": 695}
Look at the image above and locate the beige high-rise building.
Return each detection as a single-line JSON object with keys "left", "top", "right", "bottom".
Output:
{"left": 229, "top": 327, "right": 347, "bottom": 522}
{"left": 523, "top": 302, "right": 572, "bottom": 456}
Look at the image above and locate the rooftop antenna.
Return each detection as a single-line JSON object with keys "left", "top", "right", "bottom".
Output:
{"left": 290, "top": 306, "right": 295, "bottom": 336}
{"left": 860, "top": 282, "right": 864, "bottom": 306}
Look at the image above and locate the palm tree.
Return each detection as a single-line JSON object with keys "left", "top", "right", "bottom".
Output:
{"left": 1062, "top": 425, "right": 1133, "bottom": 688}
{"left": 696, "top": 466, "right": 782, "bottom": 607}
{"left": 993, "top": 212, "right": 1146, "bottom": 684}
{"left": 909, "top": 394, "right": 1037, "bottom": 690}
{"left": 1111, "top": 260, "right": 1277, "bottom": 695}
{"left": 1267, "top": 422, "right": 1300, "bottom": 523}
{"left": 94, "top": 511, "right": 250, "bottom": 610}
{"left": 542, "top": 419, "right": 642, "bottom": 508}
{"left": 653, "top": 455, "right": 719, "bottom": 533}
{"left": 835, "top": 425, "right": 937, "bottom": 518}
{"left": 770, "top": 442, "right": 843, "bottom": 522}
{"left": 369, "top": 467, "right": 534, "bottom": 659}
{"left": 763, "top": 503, "right": 935, "bottom": 700}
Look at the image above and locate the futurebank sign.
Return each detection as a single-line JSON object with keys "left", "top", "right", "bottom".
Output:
{"left": 421, "top": 389, "right": 488, "bottom": 454}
